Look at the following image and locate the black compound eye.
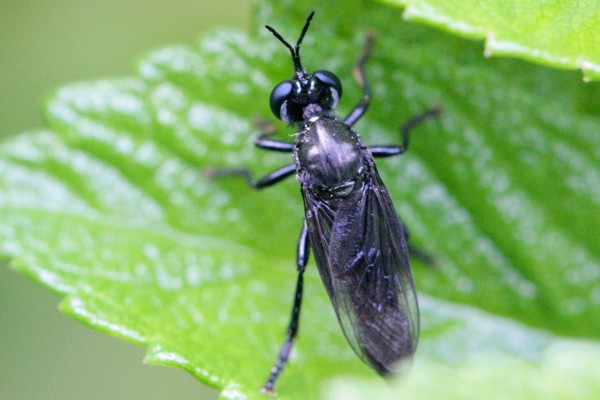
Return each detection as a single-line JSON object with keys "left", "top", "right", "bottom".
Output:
{"left": 314, "top": 70, "right": 342, "bottom": 98}
{"left": 269, "top": 81, "right": 293, "bottom": 119}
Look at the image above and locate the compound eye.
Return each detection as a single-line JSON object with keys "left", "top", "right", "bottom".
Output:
{"left": 269, "top": 81, "right": 293, "bottom": 119}
{"left": 314, "top": 70, "right": 342, "bottom": 98}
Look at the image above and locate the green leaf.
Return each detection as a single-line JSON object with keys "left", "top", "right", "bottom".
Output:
{"left": 380, "top": 0, "right": 600, "bottom": 81}
{"left": 1, "top": 0, "right": 600, "bottom": 399}
{"left": 325, "top": 333, "right": 600, "bottom": 400}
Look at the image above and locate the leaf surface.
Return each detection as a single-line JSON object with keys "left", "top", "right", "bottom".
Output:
{"left": 1, "top": 0, "right": 599, "bottom": 398}
{"left": 381, "top": 0, "right": 600, "bottom": 81}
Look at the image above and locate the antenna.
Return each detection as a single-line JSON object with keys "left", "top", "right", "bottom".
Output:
{"left": 265, "top": 11, "right": 315, "bottom": 73}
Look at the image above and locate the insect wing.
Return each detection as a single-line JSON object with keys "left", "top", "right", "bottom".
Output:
{"left": 303, "top": 167, "right": 419, "bottom": 374}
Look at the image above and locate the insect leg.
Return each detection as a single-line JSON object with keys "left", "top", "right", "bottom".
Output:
{"left": 402, "top": 222, "right": 437, "bottom": 266}
{"left": 408, "top": 243, "right": 437, "bottom": 266}
{"left": 343, "top": 33, "right": 376, "bottom": 127}
{"left": 255, "top": 135, "right": 295, "bottom": 152}
{"left": 206, "top": 120, "right": 295, "bottom": 186}
{"left": 262, "top": 222, "right": 310, "bottom": 394}
{"left": 296, "top": 220, "right": 310, "bottom": 272}
{"left": 205, "top": 163, "right": 296, "bottom": 189}
{"left": 370, "top": 106, "right": 441, "bottom": 157}
{"left": 398, "top": 216, "right": 437, "bottom": 266}
{"left": 252, "top": 117, "right": 295, "bottom": 152}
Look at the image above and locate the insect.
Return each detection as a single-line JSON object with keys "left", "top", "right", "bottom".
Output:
{"left": 210, "top": 12, "right": 440, "bottom": 395}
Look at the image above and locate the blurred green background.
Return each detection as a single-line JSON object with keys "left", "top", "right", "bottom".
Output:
{"left": 0, "top": 1, "right": 250, "bottom": 398}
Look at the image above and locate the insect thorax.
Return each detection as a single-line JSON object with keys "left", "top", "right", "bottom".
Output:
{"left": 295, "top": 116, "right": 366, "bottom": 198}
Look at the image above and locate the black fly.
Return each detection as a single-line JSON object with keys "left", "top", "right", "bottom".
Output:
{"left": 208, "top": 12, "right": 440, "bottom": 395}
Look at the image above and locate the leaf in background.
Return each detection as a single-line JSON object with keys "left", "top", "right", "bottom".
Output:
{"left": 1, "top": 0, "right": 599, "bottom": 399}
{"left": 380, "top": 0, "right": 600, "bottom": 81}
{"left": 325, "top": 318, "right": 600, "bottom": 400}
{"left": 325, "top": 295, "right": 600, "bottom": 400}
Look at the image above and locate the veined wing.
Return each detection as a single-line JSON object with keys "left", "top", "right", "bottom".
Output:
{"left": 303, "top": 167, "right": 419, "bottom": 374}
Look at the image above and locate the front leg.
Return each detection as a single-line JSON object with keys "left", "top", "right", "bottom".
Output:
{"left": 370, "top": 106, "right": 441, "bottom": 157}
{"left": 343, "top": 33, "right": 376, "bottom": 127}
{"left": 205, "top": 163, "right": 296, "bottom": 189}
{"left": 255, "top": 135, "right": 295, "bottom": 152}
{"left": 206, "top": 121, "right": 297, "bottom": 187}
{"left": 253, "top": 118, "right": 296, "bottom": 152}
